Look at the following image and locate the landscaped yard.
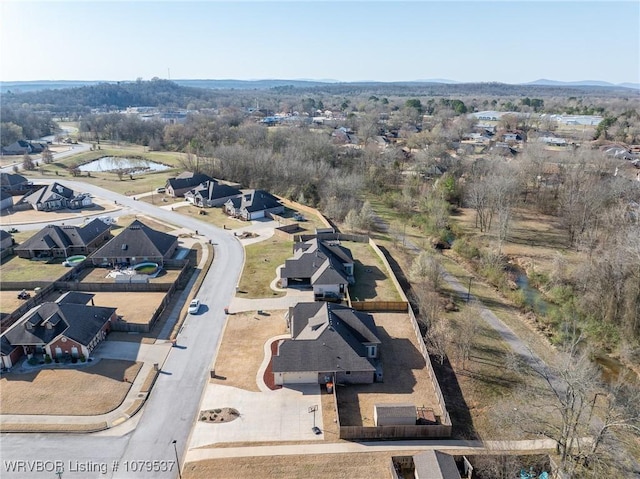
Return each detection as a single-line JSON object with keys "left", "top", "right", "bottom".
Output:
{"left": 336, "top": 312, "right": 442, "bottom": 427}
{"left": 211, "top": 311, "right": 287, "bottom": 392}
{"left": 0, "top": 197, "right": 118, "bottom": 229}
{"left": 174, "top": 204, "right": 245, "bottom": 230}
{"left": 237, "top": 237, "right": 293, "bottom": 298}
{"left": 347, "top": 242, "right": 402, "bottom": 301}
{"left": 0, "top": 255, "right": 69, "bottom": 282}
{"left": 0, "top": 359, "right": 142, "bottom": 415}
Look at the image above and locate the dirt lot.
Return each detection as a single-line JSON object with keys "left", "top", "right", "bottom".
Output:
{"left": 211, "top": 311, "right": 288, "bottom": 392}
{"left": 0, "top": 290, "right": 34, "bottom": 317}
{"left": 89, "top": 291, "right": 167, "bottom": 325}
{"left": 0, "top": 197, "right": 118, "bottom": 226}
{"left": 0, "top": 359, "right": 142, "bottom": 415}
{"left": 183, "top": 451, "right": 415, "bottom": 479}
{"left": 79, "top": 266, "right": 181, "bottom": 284}
{"left": 336, "top": 313, "right": 442, "bottom": 427}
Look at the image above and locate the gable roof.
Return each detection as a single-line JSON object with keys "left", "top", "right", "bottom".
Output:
{"left": 0, "top": 230, "right": 11, "bottom": 241}
{"left": 227, "top": 189, "right": 282, "bottom": 213}
{"left": 186, "top": 180, "right": 241, "bottom": 201}
{"left": 281, "top": 238, "right": 352, "bottom": 284}
{"left": 20, "top": 182, "right": 74, "bottom": 207}
{"left": 0, "top": 189, "right": 12, "bottom": 202}
{"left": 413, "top": 451, "right": 461, "bottom": 479}
{"left": 166, "top": 172, "right": 213, "bottom": 191}
{"left": 90, "top": 219, "right": 177, "bottom": 259}
{"left": 273, "top": 302, "right": 380, "bottom": 375}
{"left": 14, "top": 219, "right": 110, "bottom": 254}
{"left": 3, "top": 300, "right": 115, "bottom": 348}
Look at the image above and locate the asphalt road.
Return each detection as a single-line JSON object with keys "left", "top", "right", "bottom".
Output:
{"left": 0, "top": 180, "right": 244, "bottom": 479}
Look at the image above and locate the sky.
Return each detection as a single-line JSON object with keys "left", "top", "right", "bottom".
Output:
{"left": 1, "top": 1, "right": 638, "bottom": 84}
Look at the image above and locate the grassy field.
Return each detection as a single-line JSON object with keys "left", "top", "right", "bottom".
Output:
{"left": 237, "top": 237, "right": 293, "bottom": 298}
{"left": 347, "top": 242, "right": 402, "bottom": 301}
{"left": 0, "top": 255, "right": 69, "bottom": 282}
{"left": 0, "top": 360, "right": 142, "bottom": 415}
{"left": 174, "top": 204, "right": 245, "bottom": 230}
{"left": 211, "top": 311, "right": 287, "bottom": 392}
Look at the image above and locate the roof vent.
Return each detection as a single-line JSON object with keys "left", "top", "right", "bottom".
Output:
{"left": 121, "top": 244, "right": 128, "bottom": 250}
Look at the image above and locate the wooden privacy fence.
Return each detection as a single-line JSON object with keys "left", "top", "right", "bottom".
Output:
{"left": 350, "top": 301, "right": 409, "bottom": 312}
{"left": 340, "top": 423, "right": 452, "bottom": 440}
{"left": 274, "top": 196, "right": 333, "bottom": 228}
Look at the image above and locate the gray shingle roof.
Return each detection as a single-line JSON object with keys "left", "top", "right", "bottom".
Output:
{"left": 15, "top": 219, "right": 110, "bottom": 254}
{"left": 166, "top": 173, "right": 213, "bottom": 192}
{"left": 281, "top": 238, "right": 351, "bottom": 285}
{"left": 0, "top": 172, "right": 29, "bottom": 188}
{"left": 90, "top": 220, "right": 177, "bottom": 260}
{"left": 3, "top": 301, "right": 115, "bottom": 348}
{"left": 227, "top": 189, "right": 282, "bottom": 213}
{"left": 186, "top": 181, "right": 241, "bottom": 201}
{"left": 273, "top": 303, "right": 380, "bottom": 375}
{"left": 21, "top": 182, "right": 74, "bottom": 207}
{"left": 413, "top": 451, "right": 461, "bottom": 479}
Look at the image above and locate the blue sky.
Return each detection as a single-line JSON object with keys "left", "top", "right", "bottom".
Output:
{"left": 1, "top": 1, "right": 638, "bottom": 84}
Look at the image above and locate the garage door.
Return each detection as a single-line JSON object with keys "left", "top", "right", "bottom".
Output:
{"left": 283, "top": 372, "right": 317, "bottom": 384}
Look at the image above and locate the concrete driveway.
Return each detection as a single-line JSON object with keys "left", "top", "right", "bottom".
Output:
{"left": 189, "top": 383, "right": 324, "bottom": 448}
{"left": 94, "top": 340, "right": 172, "bottom": 365}
{"left": 229, "top": 288, "right": 314, "bottom": 313}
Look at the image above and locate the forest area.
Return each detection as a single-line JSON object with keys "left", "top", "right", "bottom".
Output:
{"left": 3, "top": 79, "right": 639, "bottom": 476}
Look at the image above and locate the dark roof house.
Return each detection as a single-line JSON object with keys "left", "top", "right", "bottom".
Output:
{"left": 280, "top": 238, "right": 354, "bottom": 298}
{"left": 90, "top": 219, "right": 178, "bottom": 266}
{"left": 1, "top": 140, "right": 47, "bottom": 156}
{"left": 16, "top": 182, "right": 92, "bottom": 211}
{"left": 224, "top": 189, "right": 284, "bottom": 220}
{"left": 0, "top": 172, "right": 31, "bottom": 192}
{"left": 1, "top": 292, "right": 115, "bottom": 361}
{"left": 272, "top": 302, "right": 381, "bottom": 386}
{"left": 165, "top": 172, "right": 213, "bottom": 197}
{"left": 0, "top": 189, "right": 13, "bottom": 211}
{"left": 14, "top": 219, "right": 112, "bottom": 259}
{"left": 184, "top": 180, "right": 241, "bottom": 208}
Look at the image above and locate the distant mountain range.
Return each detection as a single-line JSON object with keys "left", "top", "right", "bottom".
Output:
{"left": 0, "top": 78, "right": 638, "bottom": 94}
{"left": 525, "top": 79, "right": 640, "bottom": 89}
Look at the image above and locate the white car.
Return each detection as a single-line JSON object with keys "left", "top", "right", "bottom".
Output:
{"left": 188, "top": 299, "right": 201, "bottom": 314}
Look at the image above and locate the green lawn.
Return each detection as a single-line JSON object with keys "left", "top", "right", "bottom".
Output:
{"left": 0, "top": 255, "right": 70, "bottom": 282}
{"left": 237, "top": 237, "right": 293, "bottom": 298}
{"left": 347, "top": 242, "right": 402, "bottom": 301}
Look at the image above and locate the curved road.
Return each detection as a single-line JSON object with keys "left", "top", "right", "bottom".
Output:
{"left": 1, "top": 180, "right": 244, "bottom": 479}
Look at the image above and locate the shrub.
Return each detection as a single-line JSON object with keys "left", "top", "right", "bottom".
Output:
{"left": 79, "top": 355, "right": 86, "bottom": 363}
{"left": 44, "top": 355, "right": 52, "bottom": 364}
{"left": 452, "top": 238, "right": 480, "bottom": 260}
{"left": 27, "top": 357, "right": 38, "bottom": 366}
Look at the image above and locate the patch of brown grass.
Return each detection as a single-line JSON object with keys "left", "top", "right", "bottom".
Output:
{"left": 211, "top": 311, "right": 287, "bottom": 392}
{"left": 237, "top": 238, "right": 292, "bottom": 298}
{"left": 1, "top": 422, "right": 108, "bottom": 433}
{"left": 0, "top": 360, "right": 142, "bottom": 415}
{"left": 184, "top": 452, "right": 402, "bottom": 479}
{"left": 347, "top": 242, "right": 402, "bottom": 301}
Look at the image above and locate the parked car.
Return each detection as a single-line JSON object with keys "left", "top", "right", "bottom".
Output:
{"left": 156, "top": 187, "right": 166, "bottom": 193}
{"left": 188, "top": 299, "right": 201, "bottom": 314}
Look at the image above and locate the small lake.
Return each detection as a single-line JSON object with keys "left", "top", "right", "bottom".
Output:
{"left": 78, "top": 157, "right": 171, "bottom": 175}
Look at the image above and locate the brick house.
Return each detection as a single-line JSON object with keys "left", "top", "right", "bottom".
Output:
{"left": 1, "top": 292, "right": 116, "bottom": 363}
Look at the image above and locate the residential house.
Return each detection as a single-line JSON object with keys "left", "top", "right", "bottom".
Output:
{"left": 224, "top": 189, "right": 284, "bottom": 221}
{"left": 0, "top": 189, "right": 13, "bottom": 211}
{"left": 184, "top": 180, "right": 241, "bottom": 208}
{"left": 16, "top": 182, "right": 92, "bottom": 211}
{"left": 90, "top": 219, "right": 178, "bottom": 267}
{"left": 272, "top": 302, "right": 381, "bottom": 386}
{"left": 14, "top": 219, "right": 112, "bottom": 259}
{"left": 1, "top": 336, "right": 22, "bottom": 369}
{"left": 501, "top": 131, "right": 526, "bottom": 143}
{"left": 1, "top": 140, "right": 46, "bottom": 156}
{"left": 0, "top": 229, "right": 14, "bottom": 259}
{"left": 0, "top": 172, "right": 32, "bottom": 193}
{"left": 279, "top": 238, "right": 354, "bottom": 299}
{"left": 1, "top": 292, "right": 116, "bottom": 364}
{"left": 165, "top": 172, "right": 213, "bottom": 197}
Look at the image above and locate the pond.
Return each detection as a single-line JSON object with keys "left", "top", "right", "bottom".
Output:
{"left": 78, "top": 157, "right": 171, "bottom": 175}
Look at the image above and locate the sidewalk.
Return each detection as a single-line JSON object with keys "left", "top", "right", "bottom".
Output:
{"left": 186, "top": 438, "right": 560, "bottom": 462}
